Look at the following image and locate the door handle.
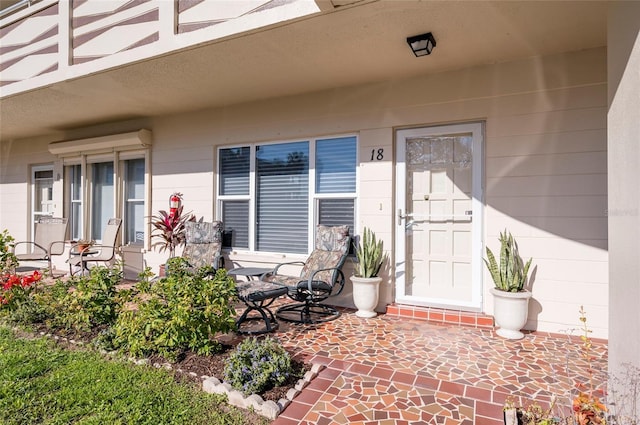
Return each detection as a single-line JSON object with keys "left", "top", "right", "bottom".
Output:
{"left": 398, "top": 209, "right": 407, "bottom": 225}
{"left": 399, "top": 209, "right": 473, "bottom": 223}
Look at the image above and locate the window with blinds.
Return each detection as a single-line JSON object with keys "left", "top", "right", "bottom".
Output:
{"left": 220, "top": 147, "right": 250, "bottom": 196}
{"left": 257, "top": 142, "right": 309, "bottom": 253}
{"left": 222, "top": 201, "right": 249, "bottom": 249}
{"left": 219, "top": 147, "right": 250, "bottom": 249}
{"left": 316, "top": 137, "right": 356, "bottom": 193}
{"left": 316, "top": 137, "right": 356, "bottom": 252}
{"left": 218, "top": 135, "right": 357, "bottom": 254}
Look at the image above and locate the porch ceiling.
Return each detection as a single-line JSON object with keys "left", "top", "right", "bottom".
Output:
{"left": 0, "top": 0, "right": 608, "bottom": 141}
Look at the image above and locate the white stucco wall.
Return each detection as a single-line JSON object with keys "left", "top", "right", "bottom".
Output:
{"left": 0, "top": 47, "right": 609, "bottom": 337}
{"left": 607, "top": 0, "right": 640, "bottom": 407}
{"left": 0, "top": 135, "right": 65, "bottom": 242}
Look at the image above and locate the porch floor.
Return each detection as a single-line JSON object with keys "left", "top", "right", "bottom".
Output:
{"left": 267, "top": 303, "right": 608, "bottom": 425}
{"left": 32, "top": 269, "right": 608, "bottom": 424}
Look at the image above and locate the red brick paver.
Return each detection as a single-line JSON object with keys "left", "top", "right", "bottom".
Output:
{"left": 270, "top": 305, "right": 607, "bottom": 425}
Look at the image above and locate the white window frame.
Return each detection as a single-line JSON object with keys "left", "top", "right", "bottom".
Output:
{"left": 217, "top": 134, "right": 358, "bottom": 254}
{"left": 62, "top": 150, "right": 149, "bottom": 246}
{"left": 51, "top": 130, "right": 152, "bottom": 247}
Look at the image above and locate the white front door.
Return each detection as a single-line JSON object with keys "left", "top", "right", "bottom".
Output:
{"left": 395, "top": 123, "right": 483, "bottom": 310}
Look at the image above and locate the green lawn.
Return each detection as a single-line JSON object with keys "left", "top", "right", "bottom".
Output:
{"left": 0, "top": 326, "right": 266, "bottom": 425}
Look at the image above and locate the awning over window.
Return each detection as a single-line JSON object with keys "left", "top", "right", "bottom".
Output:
{"left": 48, "top": 129, "right": 151, "bottom": 157}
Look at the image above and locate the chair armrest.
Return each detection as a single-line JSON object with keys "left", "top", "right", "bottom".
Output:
{"left": 305, "top": 267, "right": 346, "bottom": 295}
{"left": 48, "top": 240, "right": 67, "bottom": 256}
{"left": 259, "top": 267, "right": 277, "bottom": 280}
{"left": 214, "top": 253, "right": 225, "bottom": 270}
{"left": 272, "top": 261, "right": 305, "bottom": 275}
{"left": 89, "top": 244, "right": 119, "bottom": 257}
{"left": 69, "top": 244, "right": 118, "bottom": 261}
{"left": 89, "top": 243, "right": 119, "bottom": 250}
{"left": 14, "top": 241, "right": 47, "bottom": 254}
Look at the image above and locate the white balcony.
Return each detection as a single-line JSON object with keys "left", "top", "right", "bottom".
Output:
{"left": 0, "top": 0, "right": 321, "bottom": 97}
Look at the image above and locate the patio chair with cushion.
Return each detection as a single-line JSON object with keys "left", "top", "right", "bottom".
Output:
{"left": 68, "top": 218, "right": 122, "bottom": 276}
{"left": 263, "top": 225, "right": 350, "bottom": 324}
{"left": 182, "top": 220, "right": 225, "bottom": 272}
{"left": 14, "top": 217, "right": 68, "bottom": 276}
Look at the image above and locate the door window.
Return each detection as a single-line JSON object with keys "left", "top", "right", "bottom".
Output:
{"left": 31, "top": 165, "right": 54, "bottom": 236}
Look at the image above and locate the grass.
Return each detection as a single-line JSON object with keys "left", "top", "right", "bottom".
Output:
{"left": 0, "top": 326, "right": 267, "bottom": 425}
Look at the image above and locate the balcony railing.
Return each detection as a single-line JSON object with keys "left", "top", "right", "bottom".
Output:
{"left": 0, "top": 0, "right": 319, "bottom": 95}
{"left": 0, "top": 0, "right": 38, "bottom": 19}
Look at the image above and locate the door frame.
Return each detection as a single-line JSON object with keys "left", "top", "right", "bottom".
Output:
{"left": 30, "top": 163, "right": 55, "bottom": 239}
{"left": 395, "top": 122, "right": 484, "bottom": 311}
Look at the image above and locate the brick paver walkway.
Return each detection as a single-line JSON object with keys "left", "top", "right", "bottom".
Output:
{"left": 33, "top": 271, "right": 608, "bottom": 424}
{"left": 267, "top": 304, "right": 607, "bottom": 425}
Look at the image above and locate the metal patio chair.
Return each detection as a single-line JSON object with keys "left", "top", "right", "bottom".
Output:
{"left": 14, "top": 217, "right": 68, "bottom": 276}
{"left": 68, "top": 218, "right": 122, "bottom": 276}
{"left": 182, "top": 220, "right": 225, "bottom": 272}
{"left": 263, "top": 225, "right": 350, "bottom": 324}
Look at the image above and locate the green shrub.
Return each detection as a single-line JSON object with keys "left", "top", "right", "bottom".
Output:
{"left": 36, "top": 265, "right": 122, "bottom": 332}
{"left": 5, "top": 295, "right": 47, "bottom": 326}
{"left": 0, "top": 229, "right": 18, "bottom": 274}
{"left": 224, "top": 336, "right": 296, "bottom": 395}
{"left": 92, "top": 326, "right": 118, "bottom": 352}
{"left": 31, "top": 277, "right": 73, "bottom": 325}
{"left": 113, "top": 257, "right": 236, "bottom": 360}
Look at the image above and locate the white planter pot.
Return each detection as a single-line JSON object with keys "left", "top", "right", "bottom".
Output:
{"left": 490, "top": 287, "right": 532, "bottom": 340}
{"left": 350, "top": 276, "right": 382, "bottom": 318}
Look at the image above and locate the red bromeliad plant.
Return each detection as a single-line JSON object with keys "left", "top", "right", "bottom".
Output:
{"left": 150, "top": 204, "right": 195, "bottom": 258}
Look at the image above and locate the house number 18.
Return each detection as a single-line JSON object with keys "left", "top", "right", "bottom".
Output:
{"left": 370, "top": 148, "right": 384, "bottom": 161}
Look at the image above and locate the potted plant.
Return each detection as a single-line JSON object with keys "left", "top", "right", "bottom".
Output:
{"left": 484, "top": 230, "right": 533, "bottom": 339}
{"left": 350, "top": 227, "right": 385, "bottom": 318}
{"left": 73, "top": 239, "right": 95, "bottom": 253}
{"left": 150, "top": 194, "right": 196, "bottom": 275}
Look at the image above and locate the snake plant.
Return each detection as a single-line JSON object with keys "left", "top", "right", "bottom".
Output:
{"left": 484, "top": 230, "right": 532, "bottom": 292}
{"left": 354, "top": 227, "right": 384, "bottom": 278}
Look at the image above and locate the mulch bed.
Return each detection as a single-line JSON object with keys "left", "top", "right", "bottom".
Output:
{"left": 9, "top": 274, "right": 312, "bottom": 405}
{"left": 150, "top": 348, "right": 309, "bottom": 402}
{"left": 22, "top": 323, "right": 309, "bottom": 403}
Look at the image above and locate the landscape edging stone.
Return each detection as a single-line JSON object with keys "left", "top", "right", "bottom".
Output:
{"left": 29, "top": 328, "right": 324, "bottom": 420}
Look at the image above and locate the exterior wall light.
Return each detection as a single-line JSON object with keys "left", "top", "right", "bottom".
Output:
{"left": 406, "top": 32, "right": 436, "bottom": 57}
